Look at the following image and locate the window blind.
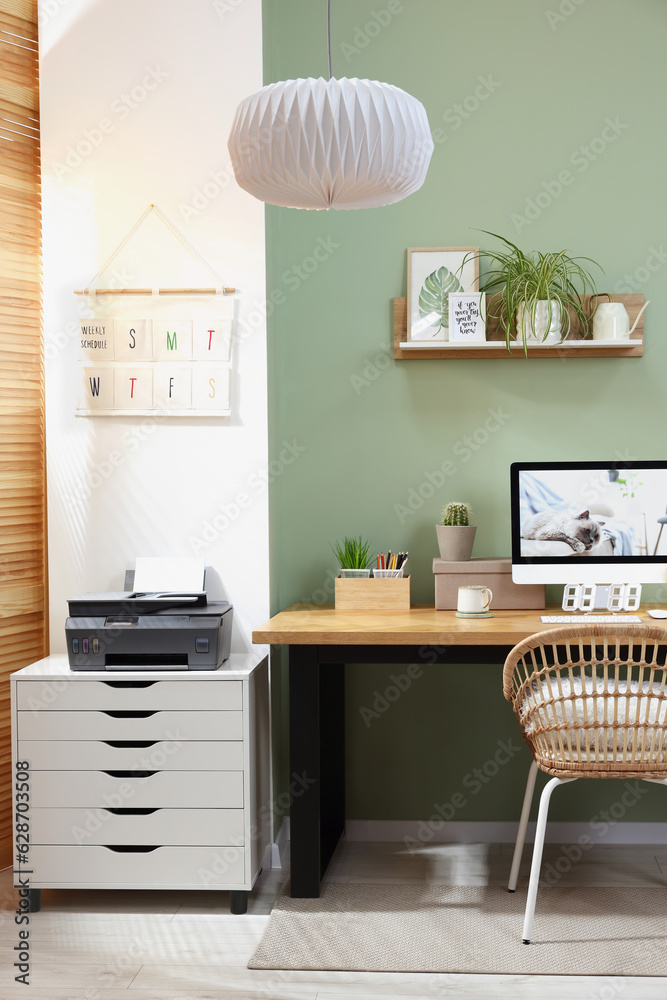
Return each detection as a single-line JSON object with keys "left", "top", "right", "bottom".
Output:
{"left": 0, "top": 0, "right": 46, "bottom": 866}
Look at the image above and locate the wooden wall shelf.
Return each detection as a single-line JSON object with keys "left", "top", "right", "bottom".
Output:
{"left": 394, "top": 293, "right": 645, "bottom": 360}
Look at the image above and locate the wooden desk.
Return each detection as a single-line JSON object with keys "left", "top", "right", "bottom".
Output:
{"left": 253, "top": 603, "right": 663, "bottom": 897}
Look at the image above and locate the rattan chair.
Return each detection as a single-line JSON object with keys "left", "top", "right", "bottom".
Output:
{"left": 503, "top": 624, "right": 667, "bottom": 943}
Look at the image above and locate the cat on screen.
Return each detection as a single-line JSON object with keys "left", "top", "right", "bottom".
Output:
{"left": 522, "top": 509, "right": 602, "bottom": 553}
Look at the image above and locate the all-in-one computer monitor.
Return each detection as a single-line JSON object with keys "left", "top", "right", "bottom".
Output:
{"left": 511, "top": 461, "right": 667, "bottom": 585}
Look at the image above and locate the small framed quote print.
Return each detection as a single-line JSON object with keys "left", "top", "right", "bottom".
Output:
{"left": 448, "top": 292, "right": 486, "bottom": 342}
{"left": 407, "top": 247, "right": 479, "bottom": 341}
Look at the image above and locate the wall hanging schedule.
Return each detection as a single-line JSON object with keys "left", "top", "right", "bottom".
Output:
{"left": 77, "top": 312, "right": 233, "bottom": 416}
{"left": 74, "top": 203, "right": 236, "bottom": 417}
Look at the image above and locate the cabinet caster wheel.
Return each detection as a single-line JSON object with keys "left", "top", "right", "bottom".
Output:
{"left": 27, "top": 889, "right": 41, "bottom": 913}
{"left": 230, "top": 890, "right": 248, "bottom": 914}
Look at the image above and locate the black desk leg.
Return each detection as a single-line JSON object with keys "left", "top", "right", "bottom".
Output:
{"left": 288, "top": 646, "right": 346, "bottom": 897}
{"left": 319, "top": 660, "right": 345, "bottom": 877}
{"left": 289, "top": 645, "right": 321, "bottom": 897}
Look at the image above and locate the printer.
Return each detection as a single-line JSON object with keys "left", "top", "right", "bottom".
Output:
{"left": 65, "top": 591, "right": 233, "bottom": 670}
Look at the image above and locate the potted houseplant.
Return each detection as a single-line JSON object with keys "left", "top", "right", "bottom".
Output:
{"left": 436, "top": 502, "right": 476, "bottom": 561}
{"left": 466, "top": 232, "right": 602, "bottom": 354}
{"left": 333, "top": 535, "right": 410, "bottom": 609}
{"left": 332, "top": 535, "right": 373, "bottom": 577}
{"left": 616, "top": 471, "right": 644, "bottom": 515}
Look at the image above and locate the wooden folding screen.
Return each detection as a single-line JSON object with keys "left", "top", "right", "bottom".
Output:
{"left": 0, "top": 0, "right": 47, "bottom": 867}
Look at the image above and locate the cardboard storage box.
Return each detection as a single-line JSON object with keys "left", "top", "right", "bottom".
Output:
{"left": 432, "top": 557, "right": 544, "bottom": 610}
{"left": 335, "top": 575, "right": 411, "bottom": 610}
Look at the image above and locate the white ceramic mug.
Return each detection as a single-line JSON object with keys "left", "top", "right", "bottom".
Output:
{"left": 457, "top": 584, "right": 492, "bottom": 614}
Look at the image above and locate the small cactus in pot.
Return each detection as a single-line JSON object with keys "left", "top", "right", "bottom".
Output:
{"left": 441, "top": 502, "right": 472, "bottom": 527}
{"left": 436, "top": 501, "right": 476, "bottom": 561}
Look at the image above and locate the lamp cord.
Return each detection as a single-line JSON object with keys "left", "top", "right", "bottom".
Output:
{"left": 327, "top": 0, "right": 332, "bottom": 78}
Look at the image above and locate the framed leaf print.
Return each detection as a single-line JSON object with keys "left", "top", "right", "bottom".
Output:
{"left": 407, "top": 247, "right": 479, "bottom": 341}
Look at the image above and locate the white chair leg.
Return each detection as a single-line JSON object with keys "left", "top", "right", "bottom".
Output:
{"left": 522, "top": 775, "right": 577, "bottom": 944}
{"left": 508, "top": 759, "right": 539, "bottom": 892}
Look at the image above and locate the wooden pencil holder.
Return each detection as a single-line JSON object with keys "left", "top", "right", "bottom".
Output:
{"left": 334, "top": 575, "right": 411, "bottom": 610}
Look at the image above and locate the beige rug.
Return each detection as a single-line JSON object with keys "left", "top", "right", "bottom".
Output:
{"left": 249, "top": 882, "right": 667, "bottom": 975}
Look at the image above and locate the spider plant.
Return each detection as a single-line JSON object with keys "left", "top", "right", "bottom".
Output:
{"left": 465, "top": 232, "right": 603, "bottom": 354}
{"left": 331, "top": 535, "right": 373, "bottom": 570}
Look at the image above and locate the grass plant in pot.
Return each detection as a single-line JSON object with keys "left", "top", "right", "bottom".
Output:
{"left": 467, "top": 233, "right": 602, "bottom": 354}
{"left": 332, "top": 535, "right": 373, "bottom": 578}
{"left": 436, "top": 502, "right": 476, "bottom": 561}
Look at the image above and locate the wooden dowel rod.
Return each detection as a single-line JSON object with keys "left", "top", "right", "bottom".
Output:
{"left": 73, "top": 287, "right": 236, "bottom": 295}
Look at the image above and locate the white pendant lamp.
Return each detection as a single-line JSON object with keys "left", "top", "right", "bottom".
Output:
{"left": 227, "top": 3, "right": 433, "bottom": 210}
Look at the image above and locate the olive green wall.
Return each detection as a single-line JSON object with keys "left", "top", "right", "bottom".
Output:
{"left": 264, "top": 0, "right": 667, "bottom": 823}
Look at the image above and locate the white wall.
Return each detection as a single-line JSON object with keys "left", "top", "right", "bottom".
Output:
{"left": 40, "top": 0, "right": 269, "bottom": 653}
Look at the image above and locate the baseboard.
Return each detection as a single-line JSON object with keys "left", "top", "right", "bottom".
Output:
{"left": 345, "top": 820, "right": 667, "bottom": 845}
{"left": 271, "top": 817, "right": 290, "bottom": 868}
{"left": 261, "top": 842, "right": 274, "bottom": 873}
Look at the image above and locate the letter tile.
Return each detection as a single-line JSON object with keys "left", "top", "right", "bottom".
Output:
{"left": 79, "top": 319, "right": 114, "bottom": 360}
{"left": 114, "top": 319, "right": 153, "bottom": 360}
{"left": 153, "top": 320, "right": 193, "bottom": 360}
{"left": 114, "top": 367, "right": 153, "bottom": 409}
{"left": 154, "top": 367, "right": 192, "bottom": 409}
{"left": 193, "top": 319, "right": 232, "bottom": 361}
{"left": 192, "top": 366, "right": 231, "bottom": 412}
{"left": 81, "top": 368, "right": 114, "bottom": 409}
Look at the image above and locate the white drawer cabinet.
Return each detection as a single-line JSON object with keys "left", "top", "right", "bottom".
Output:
{"left": 29, "top": 769, "right": 244, "bottom": 808}
{"left": 15, "top": 678, "right": 243, "bottom": 711}
{"left": 17, "top": 709, "right": 244, "bottom": 741}
{"left": 20, "top": 739, "right": 244, "bottom": 770}
{"left": 30, "top": 807, "right": 245, "bottom": 845}
{"left": 11, "top": 654, "right": 271, "bottom": 913}
{"left": 28, "top": 845, "right": 246, "bottom": 886}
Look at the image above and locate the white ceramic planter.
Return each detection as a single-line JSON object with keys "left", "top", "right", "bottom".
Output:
{"left": 515, "top": 300, "right": 562, "bottom": 344}
{"left": 436, "top": 524, "right": 476, "bottom": 561}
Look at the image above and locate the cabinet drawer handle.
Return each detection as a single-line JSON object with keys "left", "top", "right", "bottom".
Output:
{"left": 103, "top": 711, "right": 157, "bottom": 719}
{"left": 103, "top": 845, "right": 161, "bottom": 853}
{"left": 102, "top": 770, "right": 157, "bottom": 778}
{"left": 103, "top": 681, "right": 157, "bottom": 689}
{"left": 104, "top": 808, "right": 159, "bottom": 815}
{"left": 103, "top": 741, "right": 157, "bottom": 748}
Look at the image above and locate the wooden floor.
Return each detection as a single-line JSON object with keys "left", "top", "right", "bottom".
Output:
{"left": 1, "top": 840, "right": 666, "bottom": 998}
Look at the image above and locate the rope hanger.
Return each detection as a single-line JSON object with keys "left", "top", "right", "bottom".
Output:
{"left": 74, "top": 204, "right": 236, "bottom": 295}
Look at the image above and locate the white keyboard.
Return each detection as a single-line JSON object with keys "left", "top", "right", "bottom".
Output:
{"left": 541, "top": 614, "right": 642, "bottom": 624}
